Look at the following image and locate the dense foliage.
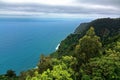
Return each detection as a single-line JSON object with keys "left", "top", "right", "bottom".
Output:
{"left": 74, "top": 27, "right": 102, "bottom": 68}
{"left": 0, "top": 18, "right": 120, "bottom": 80}
{"left": 81, "top": 50, "right": 120, "bottom": 80}
{"left": 51, "top": 18, "right": 120, "bottom": 57}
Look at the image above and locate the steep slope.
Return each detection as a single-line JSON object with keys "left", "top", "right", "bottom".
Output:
{"left": 51, "top": 18, "right": 120, "bottom": 58}
{"left": 75, "top": 18, "right": 120, "bottom": 40}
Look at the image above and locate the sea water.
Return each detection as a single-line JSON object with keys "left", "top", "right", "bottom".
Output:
{"left": 0, "top": 17, "right": 91, "bottom": 74}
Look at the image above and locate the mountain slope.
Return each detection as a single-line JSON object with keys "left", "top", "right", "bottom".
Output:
{"left": 51, "top": 18, "right": 120, "bottom": 58}
{"left": 75, "top": 18, "right": 120, "bottom": 39}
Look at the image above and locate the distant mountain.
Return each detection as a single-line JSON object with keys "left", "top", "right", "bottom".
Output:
{"left": 51, "top": 18, "right": 120, "bottom": 57}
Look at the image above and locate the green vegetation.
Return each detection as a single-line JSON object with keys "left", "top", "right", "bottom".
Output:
{"left": 75, "top": 27, "right": 102, "bottom": 62}
{"left": 0, "top": 18, "right": 120, "bottom": 80}
{"left": 52, "top": 18, "right": 120, "bottom": 58}
{"left": 26, "top": 56, "right": 77, "bottom": 80}
{"left": 81, "top": 50, "right": 120, "bottom": 80}
{"left": 0, "top": 70, "right": 18, "bottom": 80}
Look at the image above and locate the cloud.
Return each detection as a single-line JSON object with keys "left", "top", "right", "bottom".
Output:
{"left": 0, "top": 0, "right": 119, "bottom": 18}
{"left": 76, "top": 0, "right": 120, "bottom": 7}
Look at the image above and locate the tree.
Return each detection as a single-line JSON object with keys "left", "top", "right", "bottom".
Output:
{"left": 5, "top": 70, "right": 16, "bottom": 78}
{"left": 41, "top": 63, "right": 73, "bottom": 80}
{"left": 81, "top": 49, "right": 120, "bottom": 80}
{"left": 37, "top": 54, "right": 52, "bottom": 74}
{"left": 75, "top": 27, "right": 102, "bottom": 63}
{"left": 26, "top": 56, "right": 76, "bottom": 80}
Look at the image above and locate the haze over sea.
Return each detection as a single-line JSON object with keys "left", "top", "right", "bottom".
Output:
{"left": 0, "top": 17, "right": 91, "bottom": 74}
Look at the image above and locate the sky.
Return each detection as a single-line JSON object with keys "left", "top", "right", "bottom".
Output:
{"left": 0, "top": 0, "right": 120, "bottom": 18}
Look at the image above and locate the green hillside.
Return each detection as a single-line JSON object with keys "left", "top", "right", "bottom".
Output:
{"left": 51, "top": 18, "right": 120, "bottom": 58}
{"left": 0, "top": 18, "right": 120, "bottom": 80}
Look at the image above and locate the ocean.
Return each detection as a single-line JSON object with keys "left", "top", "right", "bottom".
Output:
{"left": 0, "top": 17, "right": 91, "bottom": 74}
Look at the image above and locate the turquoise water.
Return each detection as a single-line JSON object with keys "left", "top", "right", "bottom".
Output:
{"left": 0, "top": 18, "right": 91, "bottom": 74}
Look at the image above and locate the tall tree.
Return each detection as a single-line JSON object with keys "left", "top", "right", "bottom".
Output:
{"left": 76, "top": 27, "right": 102, "bottom": 63}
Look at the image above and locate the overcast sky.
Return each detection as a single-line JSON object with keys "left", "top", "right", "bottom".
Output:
{"left": 0, "top": 0, "right": 120, "bottom": 18}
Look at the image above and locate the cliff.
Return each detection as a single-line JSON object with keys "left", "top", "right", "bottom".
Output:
{"left": 51, "top": 18, "right": 120, "bottom": 57}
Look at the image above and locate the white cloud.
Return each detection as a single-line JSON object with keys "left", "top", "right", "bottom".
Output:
{"left": 1, "top": 0, "right": 74, "bottom": 6}
{"left": 0, "top": 0, "right": 120, "bottom": 18}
